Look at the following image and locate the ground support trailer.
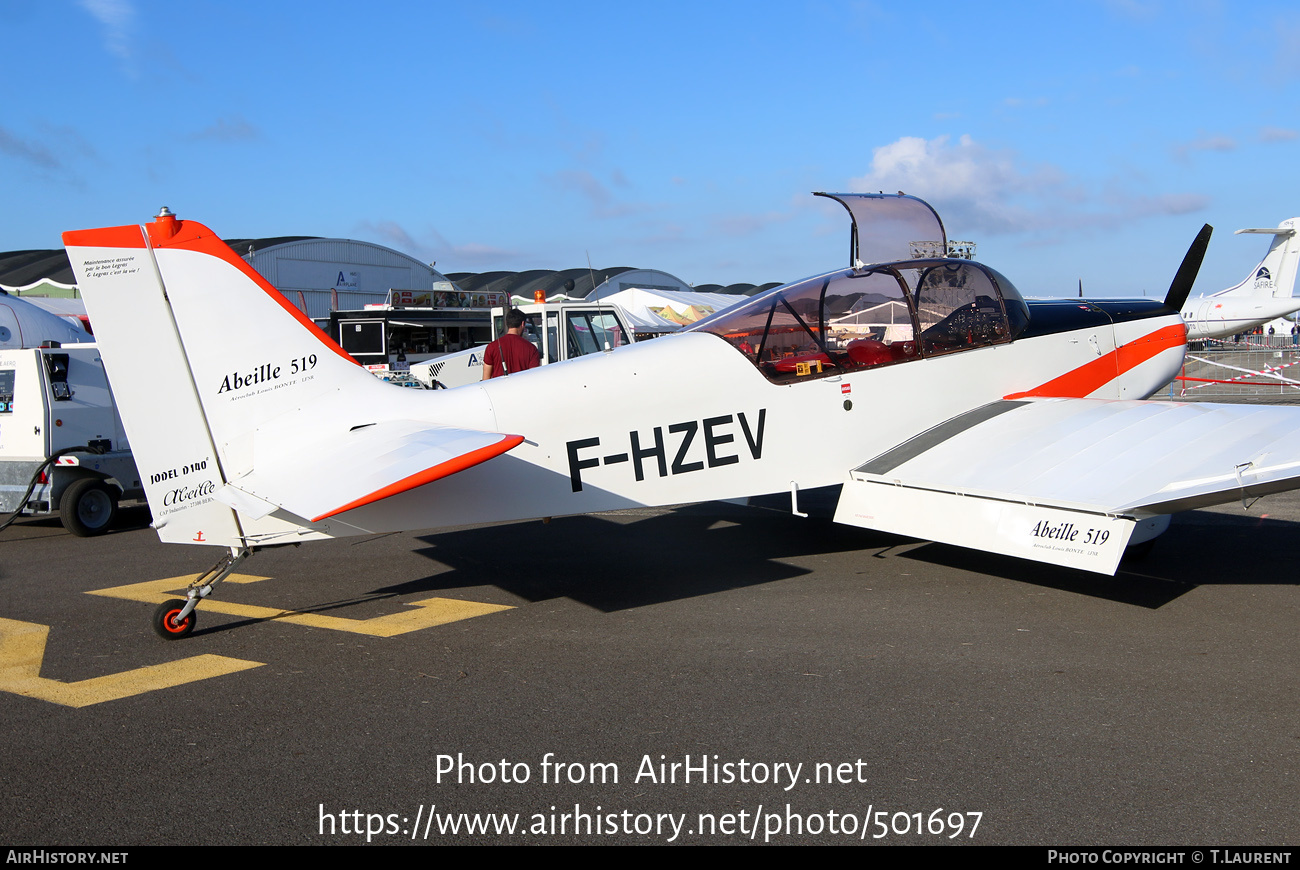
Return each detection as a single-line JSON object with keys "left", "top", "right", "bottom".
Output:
{"left": 0, "top": 344, "right": 142, "bottom": 536}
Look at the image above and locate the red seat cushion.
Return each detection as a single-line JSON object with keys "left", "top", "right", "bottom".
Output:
{"left": 846, "top": 339, "right": 891, "bottom": 366}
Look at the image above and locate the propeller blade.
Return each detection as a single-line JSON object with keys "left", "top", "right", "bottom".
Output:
{"left": 1164, "top": 224, "right": 1213, "bottom": 311}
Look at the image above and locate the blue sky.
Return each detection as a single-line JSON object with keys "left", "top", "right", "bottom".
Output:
{"left": 2, "top": 0, "right": 1299, "bottom": 296}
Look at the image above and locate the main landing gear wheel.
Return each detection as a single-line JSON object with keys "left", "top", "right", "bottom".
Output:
{"left": 60, "top": 478, "right": 118, "bottom": 537}
{"left": 152, "top": 599, "right": 196, "bottom": 640}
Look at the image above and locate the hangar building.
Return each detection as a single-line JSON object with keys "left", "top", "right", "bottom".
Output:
{"left": 0, "top": 238, "right": 769, "bottom": 325}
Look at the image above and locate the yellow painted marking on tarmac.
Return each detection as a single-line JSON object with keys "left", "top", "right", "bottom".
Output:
{"left": 88, "top": 574, "right": 513, "bottom": 637}
{"left": 0, "top": 618, "right": 263, "bottom": 708}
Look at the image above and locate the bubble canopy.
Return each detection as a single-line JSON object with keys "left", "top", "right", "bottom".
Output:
{"left": 686, "top": 259, "right": 1030, "bottom": 384}
{"left": 815, "top": 192, "right": 947, "bottom": 268}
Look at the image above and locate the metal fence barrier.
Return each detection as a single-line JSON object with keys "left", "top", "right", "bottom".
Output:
{"left": 1156, "top": 337, "right": 1300, "bottom": 403}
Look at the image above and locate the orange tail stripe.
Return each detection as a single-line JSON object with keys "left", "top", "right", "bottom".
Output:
{"left": 144, "top": 218, "right": 359, "bottom": 366}
{"left": 62, "top": 224, "right": 148, "bottom": 249}
{"left": 311, "top": 435, "right": 527, "bottom": 522}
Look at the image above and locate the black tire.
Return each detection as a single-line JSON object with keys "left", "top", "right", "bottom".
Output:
{"left": 152, "top": 599, "right": 196, "bottom": 640}
{"left": 60, "top": 478, "right": 118, "bottom": 537}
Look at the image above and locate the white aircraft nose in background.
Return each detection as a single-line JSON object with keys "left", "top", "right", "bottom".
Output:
{"left": 0, "top": 291, "right": 90, "bottom": 349}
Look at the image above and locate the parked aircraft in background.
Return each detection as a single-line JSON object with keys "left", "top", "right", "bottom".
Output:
{"left": 0, "top": 290, "right": 91, "bottom": 349}
{"left": 61, "top": 195, "right": 1300, "bottom": 639}
{"left": 1181, "top": 218, "right": 1300, "bottom": 339}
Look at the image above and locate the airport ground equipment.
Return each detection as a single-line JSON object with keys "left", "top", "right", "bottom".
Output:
{"left": 0, "top": 344, "right": 141, "bottom": 536}
{"left": 409, "top": 301, "right": 635, "bottom": 389}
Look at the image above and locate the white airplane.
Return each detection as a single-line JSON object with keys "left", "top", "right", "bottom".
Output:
{"left": 0, "top": 290, "right": 92, "bottom": 349}
{"left": 61, "top": 196, "right": 1300, "bottom": 639}
{"left": 1181, "top": 217, "right": 1300, "bottom": 339}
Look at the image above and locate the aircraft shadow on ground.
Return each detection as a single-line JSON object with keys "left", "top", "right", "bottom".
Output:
{"left": 390, "top": 502, "right": 886, "bottom": 612}
{"left": 380, "top": 491, "right": 1300, "bottom": 613}
{"left": 150, "top": 496, "right": 887, "bottom": 638}
{"left": 1, "top": 504, "right": 152, "bottom": 542}
{"left": 159, "top": 491, "right": 1300, "bottom": 636}
{"left": 890, "top": 508, "right": 1300, "bottom": 609}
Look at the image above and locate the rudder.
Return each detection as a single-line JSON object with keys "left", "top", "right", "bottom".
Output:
{"left": 63, "top": 219, "right": 243, "bottom": 546}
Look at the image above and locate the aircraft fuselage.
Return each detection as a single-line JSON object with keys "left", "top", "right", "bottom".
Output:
{"left": 294, "top": 304, "right": 1185, "bottom": 540}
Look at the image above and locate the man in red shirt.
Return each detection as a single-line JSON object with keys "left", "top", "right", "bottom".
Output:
{"left": 481, "top": 308, "right": 541, "bottom": 379}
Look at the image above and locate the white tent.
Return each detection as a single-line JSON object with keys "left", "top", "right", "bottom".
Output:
{"left": 830, "top": 299, "right": 915, "bottom": 342}
{"left": 583, "top": 286, "right": 746, "bottom": 334}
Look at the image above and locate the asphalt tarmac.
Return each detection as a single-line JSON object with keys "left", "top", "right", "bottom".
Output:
{"left": 1, "top": 493, "right": 1296, "bottom": 846}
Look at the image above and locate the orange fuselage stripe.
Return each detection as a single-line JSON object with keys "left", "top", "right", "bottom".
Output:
{"left": 1004, "top": 323, "right": 1186, "bottom": 400}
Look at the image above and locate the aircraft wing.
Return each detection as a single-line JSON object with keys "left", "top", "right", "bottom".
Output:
{"left": 834, "top": 397, "right": 1300, "bottom": 574}
{"left": 212, "top": 420, "right": 524, "bottom": 524}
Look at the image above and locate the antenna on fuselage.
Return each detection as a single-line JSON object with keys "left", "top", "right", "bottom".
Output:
{"left": 586, "top": 251, "right": 614, "bottom": 352}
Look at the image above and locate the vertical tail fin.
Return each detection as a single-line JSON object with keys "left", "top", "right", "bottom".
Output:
{"left": 1217, "top": 218, "right": 1300, "bottom": 299}
{"left": 62, "top": 212, "right": 377, "bottom": 545}
{"left": 64, "top": 211, "right": 519, "bottom": 543}
{"left": 63, "top": 219, "right": 240, "bottom": 545}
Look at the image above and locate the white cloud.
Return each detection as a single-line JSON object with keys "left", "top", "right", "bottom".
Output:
{"left": 1260, "top": 126, "right": 1299, "bottom": 143}
{"left": 1103, "top": 0, "right": 1161, "bottom": 20}
{"left": 849, "top": 134, "right": 1061, "bottom": 235}
{"left": 188, "top": 115, "right": 261, "bottom": 143}
{"left": 78, "top": 0, "right": 135, "bottom": 73}
{"left": 36, "top": 123, "right": 97, "bottom": 161}
{"left": 548, "top": 169, "right": 650, "bottom": 219}
{"left": 849, "top": 134, "right": 1207, "bottom": 240}
{"left": 1114, "top": 192, "right": 1210, "bottom": 218}
{"left": 477, "top": 13, "right": 536, "bottom": 37}
{"left": 1275, "top": 18, "right": 1300, "bottom": 74}
{"left": 355, "top": 219, "right": 526, "bottom": 270}
{"left": 1003, "top": 97, "right": 1049, "bottom": 109}
{"left": 1171, "top": 133, "right": 1237, "bottom": 160}
{"left": 0, "top": 126, "right": 60, "bottom": 170}
{"left": 711, "top": 211, "right": 791, "bottom": 237}
{"left": 358, "top": 220, "right": 426, "bottom": 259}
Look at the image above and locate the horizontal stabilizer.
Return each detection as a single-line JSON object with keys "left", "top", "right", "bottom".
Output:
{"left": 835, "top": 398, "right": 1300, "bottom": 573}
{"left": 223, "top": 420, "right": 524, "bottom": 523}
